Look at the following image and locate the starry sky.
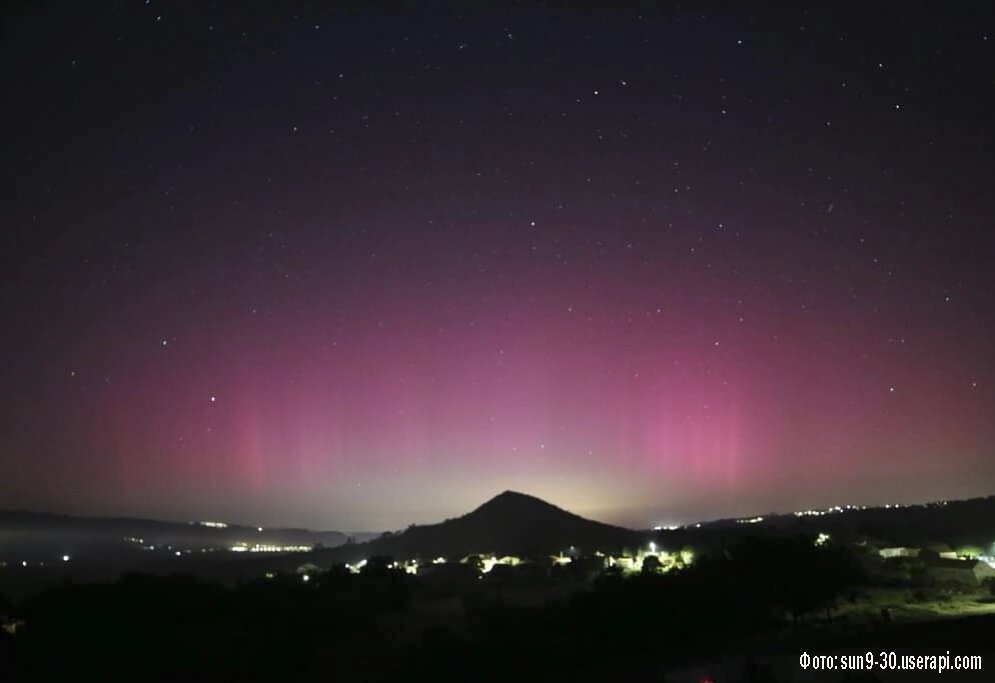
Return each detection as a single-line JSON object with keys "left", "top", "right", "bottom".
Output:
{"left": 2, "top": 2, "right": 994, "bottom": 531}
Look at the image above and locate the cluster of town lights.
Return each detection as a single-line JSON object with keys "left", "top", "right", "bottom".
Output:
{"left": 230, "top": 543, "right": 313, "bottom": 553}
{"left": 736, "top": 516, "right": 764, "bottom": 524}
{"left": 315, "top": 542, "right": 694, "bottom": 580}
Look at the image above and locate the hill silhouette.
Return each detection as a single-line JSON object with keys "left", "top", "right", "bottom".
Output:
{"left": 308, "top": 490, "right": 641, "bottom": 565}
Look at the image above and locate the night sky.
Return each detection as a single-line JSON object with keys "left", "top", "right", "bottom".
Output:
{"left": 2, "top": 3, "right": 994, "bottom": 531}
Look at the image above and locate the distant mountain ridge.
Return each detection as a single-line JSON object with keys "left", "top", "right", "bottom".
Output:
{"left": 269, "top": 491, "right": 995, "bottom": 574}
{"left": 676, "top": 494, "right": 995, "bottom": 549}
{"left": 6, "top": 492, "right": 995, "bottom": 578}
{"left": 0, "top": 509, "right": 359, "bottom": 560}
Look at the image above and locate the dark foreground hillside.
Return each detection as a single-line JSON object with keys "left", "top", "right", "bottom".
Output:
{"left": 4, "top": 536, "right": 990, "bottom": 682}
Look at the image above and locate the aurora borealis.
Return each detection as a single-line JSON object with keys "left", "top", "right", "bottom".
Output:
{"left": 2, "top": 3, "right": 994, "bottom": 531}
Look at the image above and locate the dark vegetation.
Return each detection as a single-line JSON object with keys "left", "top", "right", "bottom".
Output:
{"left": 2, "top": 537, "right": 868, "bottom": 682}
{"left": 3, "top": 493, "right": 995, "bottom": 679}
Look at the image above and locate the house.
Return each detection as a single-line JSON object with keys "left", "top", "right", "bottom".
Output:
{"left": 608, "top": 554, "right": 638, "bottom": 572}
{"left": 878, "top": 547, "right": 919, "bottom": 559}
{"left": 925, "top": 558, "right": 995, "bottom": 586}
{"left": 1, "top": 616, "right": 24, "bottom": 636}
{"left": 921, "top": 544, "right": 959, "bottom": 560}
